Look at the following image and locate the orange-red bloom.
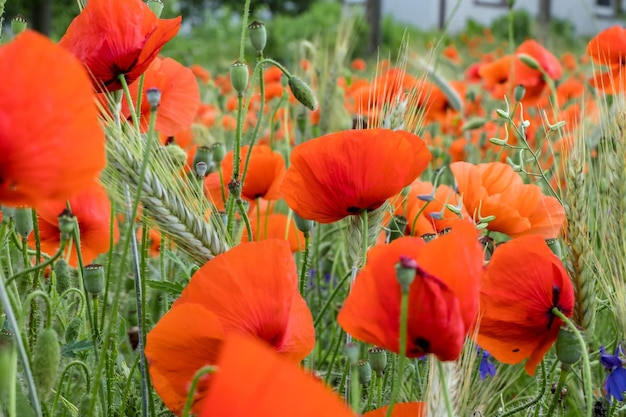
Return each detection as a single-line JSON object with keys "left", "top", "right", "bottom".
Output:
{"left": 476, "top": 235, "right": 575, "bottom": 375}
{"left": 0, "top": 30, "right": 105, "bottom": 208}
{"left": 199, "top": 334, "right": 355, "bottom": 417}
{"left": 587, "top": 26, "right": 626, "bottom": 93}
{"left": 363, "top": 402, "right": 425, "bottom": 417}
{"left": 59, "top": 0, "right": 181, "bottom": 91}
{"left": 33, "top": 182, "right": 118, "bottom": 266}
{"left": 450, "top": 161, "right": 565, "bottom": 238}
{"left": 338, "top": 221, "right": 483, "bottom": 361}
{"left": 145, "top": 240, "right": 315, "bottom": 415}
{"left": 241, "top": 211, "right": 306, "bottom": 252}
{"left": 121, "top": 57, "right": 200, "bottom": 136}
{"left": 282, "top": 129, "right": 431, "bottom": 223}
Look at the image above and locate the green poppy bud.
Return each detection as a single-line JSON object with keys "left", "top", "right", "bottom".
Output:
{"left": 65, "top": 317, "right": 82, "bottom": 343}
{"left": 396, "top": 256, "right": 417, "bottom": 292}
{"left": 517, "top": 53, "right": 540, "bottom": 71}
{"left": 514, "top": 84, "right": 526, "bottom": 102}
{"left": 293, "top": 213, "right": 313, "bottom": 234}
{"left": 288, "top": 75, "right": 317, "bottom": 111}
{"left": 14, "top": 207, "right": 32, "bottom": 239}
{"left": 463, "top": 117, "right": 488, "bottom": 131}
{"left": 212, "top": 142, "right": 226, "bottom": 164}
{"left": 57, "top": 208, "right": 76, "bottom": 241}
{"left": 32, "top": 328, "right": 61, "bottom": 400}
{"left": 54, "top": 259, "right": 72, "bottom": 294}
{"left": 248, "top": 21, "right": 267, "bottom": 53}
{"left": 230, "top": 60, "right": 249, "bottom": 95}
{"left": 161, "top": 143, "right": 188, "bottom": 170}
{"left": 83, "top": 264, "right": 105, "bottom": 296}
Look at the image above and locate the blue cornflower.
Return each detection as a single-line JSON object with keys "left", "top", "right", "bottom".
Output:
{"left": 600, "top": 345, "right": 626, "bottom": 402}
{"left": 478, "top": 347, "right": 496, "bottom": 380}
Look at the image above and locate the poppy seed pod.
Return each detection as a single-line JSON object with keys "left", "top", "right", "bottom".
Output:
{"left": 555, "top": 326, "right": 582, "bottom": 365}
{"left": 146, "top": 0, "right": 164, "bottom": 17}
{"left": 395, "top": 256, "right": 417, "bottom": 292}
{"left": 344, "top": 343, "right": 359, "bottom": 366}
{"left": 14, "top": 207, "right": 33, "bottom": 238}
{"left": 514, "top": 84, "right": 526, "bottom": 102}
{"left": 193, "top": 146, "right": 213, "bottom": 178}
{"left": 11, "top": 15, "right": 27, "bottom": 35}
{"left": 211, "top": 142, "right": 226, "bottom": 164}
{"left": 54, "top": 259, "right": 72, "bottom": 294}
{"left": 230, "top": 61, "right": 249, "bottom": 95}
{"left": 146, "top": 87, "right": 162, "bottom": 110}
{"left": 248, "top": 21, "right": 267, "bottom": 53}
{"left": 368, "top": 346, "right": 387, "bottom": 376}
{"left": 32, "top": 328, "right": 61, "bottom": 400}
{"left": 83, "top": 264, "right": 105, "bottom": 295}
{"left": 293, "top": 213, "right": 313, "bottom": 234}
{"left": 288, "top": 76, "right": 317, "bottom": 111}
{"left": 358, "top": 359, "right": 372, "bottom": 387}
{"left": 57, "top": 208, "right": 76, "bottom": 241}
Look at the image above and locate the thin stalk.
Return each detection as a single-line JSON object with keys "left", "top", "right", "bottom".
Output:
{"left": 6, "top": 239, "right": 66, "bottom": 286}
{"left": 436, "top": 360, "right": 455, "bottom": 417}
{"left": 386, "top": 291, "right": 409, "bottom": 417}
{"left": 299, "top": 233, "right": 312, "bottom": 294}
{"left": 181, "top": 366, "right": 218, "bottom": 417}
{"left": 238, "top": 0, "right": 251, "bottom": 62}
{"left": 546, "top": 364, "right": 569, "bottom": 417}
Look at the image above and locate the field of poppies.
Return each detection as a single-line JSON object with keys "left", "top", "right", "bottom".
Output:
{"left": 1, "top": 0, "right": 625, "bottom": 416}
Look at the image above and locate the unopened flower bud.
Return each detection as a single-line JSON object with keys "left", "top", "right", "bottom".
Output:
{"left": 514, "top": 84, "right": 526, "bottom": 102}
{"left": 517, "top": 53, "right": 540, "bottom": 70}
{"left": 463, "top": 117, "right": 487, "bottom": 131}
{"left": 396, "top": 256, "right": 417, "bottom": 292}
{"left": 248, "top": 21, "right": 267, "bottom": 53}
{"left": 294, "top": 212, "right": 314, "bottom": 234}
{"left": 14, "top": 207, "right": 32, "bottom": 239}
{"left": 193, "top": 146, "right": 213, "bottom": 178}
{"left": 495, "top": 108, "right": 509, "bottom": 119}
{"left": 161, "top": 144, "right": 188, "bottom": 170}
{"left": 54, "top": 259, "right": 72, "bottom": 294}
{"left": 58, "top": 209, "right": 75, "bottom": 241}
{"left": 368, "top": 347, "right": 387, "bottom": 376}
{"left": 489, "top": 137, "right": 508, "bottom": 146}
{"left": 288, "top": 75, "right": 317, "bottom": 111}
{"left": 387, "top": 215, "right": 408, "bottom": 242}
{"left": 556, "top": 326, "right": 582, "bottom": 365}
{"left": 344, "top": 343, "right": 359, "bottom": 366}
{"left": 230, "top": 61, "right": 249, "bottom": 95}
{"left": 146, "top": 0, "right": 164, "bottom": 17}
{"left": 11, "top": 15, "right": 27, "bottom": 35}
{"left": 64, "top": 317, "right": 82, "bottom": 343}
{"left": 146, "top": 87, "right": 162, "bottom": 110}
{"left": 211, "top": 142, "right": 226, "bottom": 164}
{"left": 358, "top": 359, "right": 372, "bottom": 387}
{"left": 83, "top": 264, "right": 105, "bottom": 295}
{"left": 32, "top": 328, "right": 60, "bottom": 400}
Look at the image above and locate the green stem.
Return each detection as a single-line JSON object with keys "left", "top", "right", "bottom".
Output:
{"left": 551, "top": 308, "right": 592, "bottom": 417}
{"left": 546, "top": 364, "right": 569, "bottom": 417}
{"left": 181, "top": 366, "right": 218, "bottom": 417}
{"left": 119, "top": 74, "right": 141, "bottom": 133}
{"left": 299, "top": 233, "right": 312, "bottom": 295}
{"left": 226, "top": 92, "right": 247, "bottom": 239}
{"left": 238, "top": 0, "right": 251, "bottom": 62}
{"left": 5, "top": 239, "right": 67, "bottom": 286}
{"left": 436, "top": 360, "right": 455, "bottom": 417}
{"left": 499, "top": 360, "right": 548, "bottom": 417}
{"left": 386, "top": 291, "right": 409, "bottom": 417}
{"left": 236, "top": 198, "right": 253, "bottom": 242}
{"left": 312, "top": 271, "right": 351, "bottom": 328}
{"left": 21, "top": 290, "right": 53, "bottom": 329}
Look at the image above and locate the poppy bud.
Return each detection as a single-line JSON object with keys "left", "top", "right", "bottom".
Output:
{"left": 0, "top": 335, "right": 13, "bottom": 400}
{"left": 230, "top": 61, "right": 249, "bottom": 95}
{"left": 211, "top": 142, "right": 226, "bottom": 164}
{"left": 58, "top": 208, "right": 76, "bottom": 241}
{"left": 514, "top": 84, "right": 526, "bottom": 102}
{"left": 193, "top": 146, "right": 213, "bottom": 178}
{"left": 368, "top": 346, "right": 387, "bottom": 376}
{"left": 54, "top": 259, "right": 72, "bottom": 294}
{"left": 161, "top": 143, "right": 188, "bottom": 170}
{"left": 344, "top": 343, "right": 359, "bottom": 366}
{"left": 517, "top": 53, "right": 540, "bottom": 71}
{"left": 495, "top": 109, "right": 509, "bottom": 119}
{"left": 358, "top": 359, "right": 372, "bottom": 387}
{"left": 146, "top": 0, "right": 164, "bottom": 17}
{"left": 248, "top": 21, "right": 267, "bottom": 54}
{"left": 146, "top": 87, "right": 162, "bottom": 110}
{"left": 1, "top": 206, "right": 15, "bottom": 224}
{"left": 11, "top": 15, "right": 27, "bottom": 35}
{"left": 288, "top": 75, "right": 317, "bottom": 111}
{"left": 83, "top": 264, "right": 105, "bottom": 295}
{"left": 14, "top": 207, "right": 32, "bottom": 238}
{"left": 387, "top": 215, "right": 408, "bottom": 242}
{"left": 32, "top": 328, "right": 61, "bottom": 400}
{"left": 396, "top": 256, "right": 417, "bottom": 293}
{"left": 294, "top": 212, "right": 314, "bottom": 234}
{"left": 65, "top": 317, "right": 82, "bottom": 343}
{"left": 462, "top": 117, "right": 487, "bottom": 131}
{"left": 555, "top": 326, "right": 582, "bottom": 365}
{"left": 489, "top": 137, "right": 508, "bottom": 146}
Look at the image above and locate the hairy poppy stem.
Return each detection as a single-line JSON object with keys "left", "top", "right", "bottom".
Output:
{"left": 545, "top": 363, "right": 569, "bottom": 417}
{"left": 5, "top": 238, "right": 67, "bottom": 286}
{"left": 238, "top": 0, "right": 251, "bottom": 62}
{"left": 498, "top": 360, "right": 547, "bottom": 417}
{"left": 299, "top": 233, "right": 312, "bottom": 294}
{"left": 181, "top": 366, "right": 218, "bottom": 417}
{"left": 385, "top": 291, "right": 409, "bottom": 417}
{"left": 551, "top": 308, "right": 592, "bottom": 417}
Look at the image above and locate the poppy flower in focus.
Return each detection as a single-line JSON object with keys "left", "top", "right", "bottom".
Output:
{"left": 199, "top": 334, "right": 356, "bottom": 417}
{"left": 282, "top": 128, "right": 431, "bottom": 223}
{"left": 362, "top": 402, "right": 425, "bottom": 417}
{"left": 450, "top": 161, "right": 565, "bottom": 238}
{"left": 145, "top": 240, "right": 315, "bottom": 415}
{"left": 219, "top": 145, "right": 286, "bottom": 201}
{"left": 0, "top": 30, "right": 105, "bottom": 208}
{"left": 513, "top": 40, "right": 562, "bottom": 105}
{"left": 121, "top": 57, "right": 200, "bottom": 136}
{"left": 59, "top": 0, "right": 181, "bottom": 91}
{"left": 475, "top": 235, "right": 575, "bottom": 375}
{"left": 32, "top": 182, "right": 119, "bottom": 266}
{"left": 587, "top": 26, "right": 626, "bottom": 93}
{"left": 338, "top": 221, "right": 483, "bottom": 361}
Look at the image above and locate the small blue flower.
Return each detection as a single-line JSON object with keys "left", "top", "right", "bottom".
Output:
{"left": 478, "top": 347, "right": 496, "bottom": 380}
{"left": 600, "top": 345, "right": 626, "bottom": 402}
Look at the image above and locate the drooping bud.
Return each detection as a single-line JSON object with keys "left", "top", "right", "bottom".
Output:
{"left": 288, "top": 75, "right": 317, "bottom": 111}
{"left": 555, "top": 326, "right": 582, "bottom": 365}
{"left": 83, "top": 264, "right": 105, "bottom": 296}
{"left": 514, "top": 84, "right": 526, "bottom": 102}
{"left": 368, "top": 346, "right": 387, "bottom": 376}
{"left": 396, "top": 255, "right": 417, "bottom": 293}
{"left": 57, "top": 208, "right": 76, "bottom": 241}
{"left": 248, "top": 21, "right": 267, "bottom": 54}
{"left": 146, "top": 0, "right": 164, "bottom": 17}
{"left": 54, "top": 259, "right": 72, "bottom": 294}
{"left": 146, "top": 87, "right": 162, "bottom": 110}
{"left": 387, "top": 215, "right": 408, "bottom": 242}
{"left": 517, "top": 53, "right": 540, "bottom": 71}
{"left": 357, "top": 359, "right": 372, "bottom": 387}
{"left": 64, "top": 317, "right": 82, "bottom": 343}
{"left": 161, "top": 144, "right": 188, "bottom": 170}
{"left": 11, "top": 15, "right": 27, "bottom": 35}
{"left": 230, "top": 61, "right": 249, "bottom": 95}
{"left": 293, "top": 212, "right": 314, "bottom": 234}
{"left": 32, "top": 328, "right": 61, "bottom": 400}
{"left": 14, "top": 207, "right": 33, "bottom": 239}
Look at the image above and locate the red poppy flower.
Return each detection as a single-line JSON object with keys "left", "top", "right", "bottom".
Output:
{"left": 145, "top": 240, "right": 315, "bottom": 415}
{"left": 362, "top": 402, "right": 425, "bottom": 417}
{"left": 338, "top": 221, "right": 483, "bottom": 361}
{"left": 219, "top": 145, "right": 286, "bottom": 201}
{"left": 59, "top": 0, "right": 181, "bottom": 91}
{"left": 241, "top": 211, "right": 306, "bottom": 253}
{"left": 32, "top": 182, "right": 119, "bottom": 267}
{"left": 450, "top": 161, "right": 565, "bottom": 238}
{"left": 475, "top": 235, "right": 575, "bottom": 375}
{"left": 121, "top": 57, "right": 200, "bottom": 136}
{"left": 199, "top": 333, "right": 355, "bottom": 417}
{"left": 282, "top": 128, "right": 431, "bottom": 224}
{"left": 0, "top": 30, "right": 105, "bottom": 208}
{"left": 587, "top": 26, "right": 626, "bottom": 93}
